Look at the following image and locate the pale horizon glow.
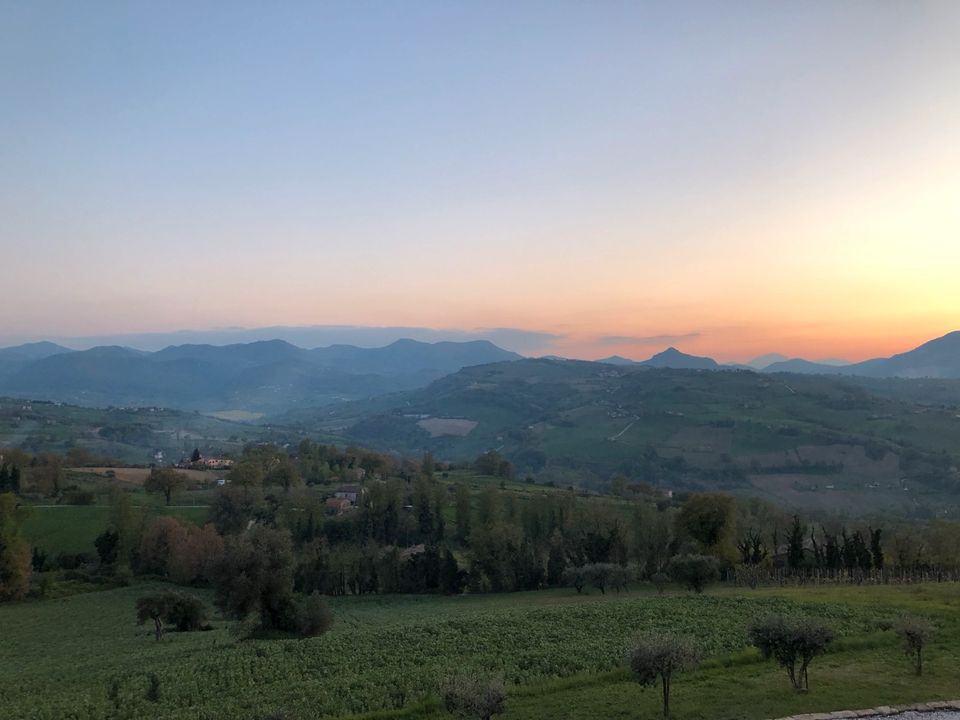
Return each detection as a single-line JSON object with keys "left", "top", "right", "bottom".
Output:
{"left": 2, "top": 2, "right": 959, "bottom": 362}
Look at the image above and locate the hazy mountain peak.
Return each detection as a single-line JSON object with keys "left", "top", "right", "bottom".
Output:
{"left": 747, "top": 352, "right": 788, "bottom": 369}
{"left": 642, "top": 347, "right": 719, "bottom": 369}
{"left": 598, "top": 355, "right": 637, "bottom": 366}
{"left": 0, "top": 341, "right": 72, "bottom": 360}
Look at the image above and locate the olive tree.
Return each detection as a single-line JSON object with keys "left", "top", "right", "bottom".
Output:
{"left": 668, "top": 554, "right": 720, "bottom": 593}
{"left": 628, "top": 632, "right": 701, "bottom": 718}
{"left": 561, "top": 565, "right": 586, "bottom": 593}
{"left": 439, "top": 674, "right": 506, "bottom": 720}
{"left": 135, "top": 591, "right": 208, "bottom": 641}
{"left": 748, "top": 616, "right": 833, "bottom": 691}
{"left": 144, "top": 467, "right": 187, "bottom": 505}
{"left": 893, "top": 615, "right": 935, "bottom": 676}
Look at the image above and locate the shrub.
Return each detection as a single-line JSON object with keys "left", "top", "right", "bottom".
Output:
{"left": 55, "top": 552, "right": 94, "bottom": 570}
{"left": 607, "top": 564, "right": 635, "bottom": 592}
{"left": 439, "top": 674, "right": 506, "bottom": 720}
{"left": 63, "top": 490, "right": 95, "bottom": 505}
{"left": 650, "top": 572, "right": 670, "bottom": 594}
{"left": 748, "top": 615, "right": 834, "bottom": 691}
{"left": 582, "top": 563, "right": 612, "bottom": 594}
{"left": 145, "top": 673, "right": 161, "bottom": 702}
{"left": 136, "top": 591, "right": 209, "bottom": 640}
{"left": 298, "top": 592, "right": 335, "bottom": 637}
{"left": 561, "top": 566, "right": 586, "bottom": 593}
{"left": 893, "top": 615, "right": 935, "bottom": 675}
{"left": 628, "top": 632, "right": 700, "bottom": 718}
{"left": 668, "top": 554, "right": 720, "bottom": 593}
{"left": 95, "top": 529, "right": 119, "bottom": 566}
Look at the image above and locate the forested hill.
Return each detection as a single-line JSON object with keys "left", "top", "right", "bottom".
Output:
{"left": 0, "top": 339, "right": 520, "bottom": 412}
{"left": 278, "top": 359, "right": 960, "bottom": 513}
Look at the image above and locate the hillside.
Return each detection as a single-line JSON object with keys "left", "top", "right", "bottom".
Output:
{"left": 0, "top": 339, "right": 520, "bottom": 413}
{"left": 0, "top": 397, "right": 304, "bottom": 464}
{"left": 278, "top": 359, "right": 960, "bottom": 513}
{"left": 764, "top": 331, "right": 960, "bottom": 378}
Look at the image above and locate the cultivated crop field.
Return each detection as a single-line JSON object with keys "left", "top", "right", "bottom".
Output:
{"left": 0, "top": 583, "right": 916, "bottom": 720}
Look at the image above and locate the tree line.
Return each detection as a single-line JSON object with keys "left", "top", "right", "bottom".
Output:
{"left": 5, "top": 440, "right": 960, "bottom": 610}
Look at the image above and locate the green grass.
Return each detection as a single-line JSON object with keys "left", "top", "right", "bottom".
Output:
{"left": 21, "top": 503, "right": 209, "bottom": 557}
{"left": 4, "top": 582, "right": 958, "bottom": 720}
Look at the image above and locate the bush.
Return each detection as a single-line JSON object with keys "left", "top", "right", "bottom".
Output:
{"left": 651, "top": 572, "right": 670, "bottom": 594}
{"left": 145, "top": 673, "right": 161, "bottom": 702}
{"left": 628, "top": 632, "right": 700, "bottom": 718}
{"left": 62, "top": 490, "right": 95, "bottom": 505}
{"left": 561, "top": 566, "right": 586, "bottom": 593}
{"left": 893, "top": 615, "right": 935, "bottom": 676}
{"left": 668, "top": 554, "right": 720, "bottom": 593}
{"left": 562, "top": 563, "right": 633, "bottom": 594}
{"left": 439, "top": 674, "right": 506, "bottom": 720}
{"left": 748, "top": 615, "right": 833, "bottom": 691}
{"left": 582, "top": 563, "right": 612, "bottom": 594}
{"left": 298, "top": 592, "right": 334, "bottom": 637}
{"left": 55, "top": 552, "right": 94, "bottom": 570}
{"left": 136, "top": 591, "right": 209, "bottom": 640}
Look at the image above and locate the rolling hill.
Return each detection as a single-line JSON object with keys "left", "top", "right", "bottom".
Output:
{"left": 277, "top": 358, "right": 960, "bottom": 514}
{"left": 763, "top": 331, "right": 960, "bottom": 378}
{"left": 0, "top": 397, "right": 302, "bottom": 464}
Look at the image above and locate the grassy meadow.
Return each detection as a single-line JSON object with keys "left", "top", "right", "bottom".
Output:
{"left": 2, "top": 582, "right": 959, "bottom": 720}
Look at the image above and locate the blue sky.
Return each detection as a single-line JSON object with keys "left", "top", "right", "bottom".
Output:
{"left": 2, "top": 2, "right": 959, "bottom": 360}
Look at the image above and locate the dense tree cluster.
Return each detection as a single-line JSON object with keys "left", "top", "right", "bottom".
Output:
{"left": 0, "top": 492, "right": 31, "bottom": 600}
{"left": 6, "top": 439, "right": 960, "bottom": 624}
{"left": 0, "top": 463, "right": 22, "bottom": 494}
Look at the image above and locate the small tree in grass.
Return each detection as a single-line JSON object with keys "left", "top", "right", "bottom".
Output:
{"left": 561, "top": 566, "right": 586, "bottom": 593}
{"left": 749, "top": 616, "right": 833, "bottom": 691}
{"left": 439, "top": 674, "right": 506, "bottom": 720}
{"left": 894, "top": 615, "right": 935, "bottom": 676}
{"left": 628, "top": 632, "right": 701, "bottom": 718}
{"left": 583, "top": 563, "right": 612, "bottom": 594}
{"left": 650, "top": 572, "right": 669, "bottom": 594}
{"left": 136, "top": 591, "right": 208, "bottom": 641}
{"left": 668, "top": 554, "right": 720, "bottom": 593}
{"left": 298, "top": 592, "right": 335, "bottom": 637}
{"left": 144, "top": 467, "right": 187, "bottom": 505}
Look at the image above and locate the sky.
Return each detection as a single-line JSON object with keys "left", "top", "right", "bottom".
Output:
{"left": 2, "top": 1, "right": 959, "bottom": 361}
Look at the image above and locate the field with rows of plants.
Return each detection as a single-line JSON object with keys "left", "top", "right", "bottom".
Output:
{"left": 6, "top": 581, "right": 957, "bottom": 720}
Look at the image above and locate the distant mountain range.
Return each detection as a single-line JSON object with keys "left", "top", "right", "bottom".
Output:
{"left": 598, "top": 332, "right": 960, "bottom": 379}
{"left": 1, "top": 331, "right": 958, "bottom": 415}
{"left": 0, "top": 339, "right": 519, "bottom": 412}
{"left": 762, "top": 331, "right": 960, "bottom": 378}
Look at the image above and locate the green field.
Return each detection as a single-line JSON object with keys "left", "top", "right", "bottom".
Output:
{"left": 21, "top": 504, "right": 209, "bottom": 557}
{"left": 2, "top": 582, "right": 959, "bottom": 720}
